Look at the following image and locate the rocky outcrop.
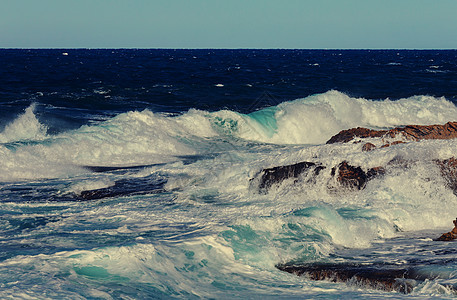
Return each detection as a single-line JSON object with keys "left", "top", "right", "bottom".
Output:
{"left": 435, "top": 218, "right": 457, "bottom": 241}
{"left": 361, "top": 142, "right": 376, "bottom": 152}
{"left": 252, "top": 160, "right": 385, "bottom": 194}
{"left": 327, "top": 122, "right": 457, "bottom": 144}
{"left": 253, "top": 122, "right": 457, "bottom": 194}
{"left": 253, "top": 156, "right": 457, "bottom": 198}
{"left": 252, "top": 162, "right": 325, "bottom": 194}
{"left": 331, "top": 161, "right": 385, "bottom": 190}
{"left": 327, "top": 127, "right": 387, "bottom": 144}
{"left": 276, "top": 262, "right": 456, "bottom": 294}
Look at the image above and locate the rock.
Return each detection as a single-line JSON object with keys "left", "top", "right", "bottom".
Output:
{"left": 276, "top": 262, "right": 420, "bottom": 294}
{"left": 253, "top": 121, "right": 457, "bottom": 195}
{"left": 386, "top": 122, "right": 457, "bottom": 141}
{"left": 366, "top": 166, "right": 386, "bottom": 178}
{"left": 331, "top": 161, "right": 368, "bottom": 190}
{"left": 327, "top": 122, "right": 457, "bottom": 144}
{"left": 381, "top": 141, "right": 406, "bottom": 148}
{"left": 277, "top": 262, "right": 457, "bottom": 294}
{"left": 252, "top": 160, "right": 385, "bottom": 194}
{"left": 362, "top": 142, "right": 376, "bottom": 151}
{"left": 327, "top": 127, "right": 386, "bottom": 144}
{"left": 435, "top": 218, "right": 457, "bottom": 241}
{"left": 331, "top": 161, "right": 384, "bottom": 190}
{"left": 252, "top": 161, "right": 325, "bottom": 194}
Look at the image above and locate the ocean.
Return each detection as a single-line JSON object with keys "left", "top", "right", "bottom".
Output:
{"left": 1, "top": 49, "right": 457, "bottom": 299}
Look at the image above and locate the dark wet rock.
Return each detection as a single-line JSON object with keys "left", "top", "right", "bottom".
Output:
{"left": 331, "top": 161, "right": 367, "bottom": 190}
{"left": 435, "top": 218, "right": 457, "bottom": 241}
{"left": 253, "top": 161, "right": 325, "bottom": 194}
{"left": 330, "top": 161, "right": 384, "bottom": 190}
{"left": 252, "top": 122, "right": 457, "bottom": 195}
{"left": 366, "top": 166, "right": 386, "bottom": 179}
{"left": 276, "top": 262, "right": 456, "bottom": 294}
{"left": 327, "top": 122, "right": 457, "bottom": 144}
{"left": 327, "top": 127, "right": 386, "bottom": 144}
{"left": 78, "top": 176, "right": 166, "bottom": 200}
{"left": 252, "top": 160, "right": 385, "bottom": 194}
{"left": 362, "top": 142, "right": 376, "bottom": 152}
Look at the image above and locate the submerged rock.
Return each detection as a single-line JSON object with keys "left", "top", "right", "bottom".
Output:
{"left": 253, "top": 160, "right": 385, "bottom": 194}
{"left": 362, "top": 142, "right": 376, "bottom": 152}
{"left": 327, "top": 127, "right": 386, "bottom": 144}
{"left": 327, "top": 121, "right": 457, "bottom": 144}
{"left": 252, "top": 161, "right": 325, "bottom": 194}
{"left": 276, "top": 262, "right": 456, "bottom": 294}
{"left": 435, "top": 218, "right": 457, "bottom": 241}
{"left": 254, "top": 121, "right": 457, "bottom": 195}
{"left": 331, "top": 161, "right": 384, "bottom": 190}
{"left": 276, "top": 262, "right": 417, "bottom": 294}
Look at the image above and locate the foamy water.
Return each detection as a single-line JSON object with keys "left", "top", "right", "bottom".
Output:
{"left": 1, "top": 91, "right": 457, "bottom": 298}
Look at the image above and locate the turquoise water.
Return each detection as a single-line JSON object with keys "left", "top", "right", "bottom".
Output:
{"left": 2, "top": 92, "right": 457, "bottom": 298}
{"left": 2, "top": 49, "right": 457, "bottom": 298}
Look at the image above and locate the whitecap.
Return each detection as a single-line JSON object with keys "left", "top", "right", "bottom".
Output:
{"left": 0, "top": 103, "right": 47, "bottom": 143}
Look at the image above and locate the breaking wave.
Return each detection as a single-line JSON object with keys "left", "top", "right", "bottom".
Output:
{"left": 0, "top": 91, "right": 456, "bottom": 181}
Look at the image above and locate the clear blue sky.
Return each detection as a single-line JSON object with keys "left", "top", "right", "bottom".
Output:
{"left": 1, "top": 0, "right": 456, "bottom": 49}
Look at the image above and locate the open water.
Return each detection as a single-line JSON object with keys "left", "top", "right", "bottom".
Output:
{"left": 1, "top": 49, "right": 457, "bottom": 299}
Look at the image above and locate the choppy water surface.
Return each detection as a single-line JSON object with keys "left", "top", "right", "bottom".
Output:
{"left": 1, "top": 49, "right": 457, "bottom": 298}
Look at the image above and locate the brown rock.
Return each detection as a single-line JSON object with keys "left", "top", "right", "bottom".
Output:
{"left": 362, "top": 142, "right": 376, "bottom": 151}
{"left": 332, "top": 161, "right": 368, "bottom": 190}
{"left": 387, "top": 122, "right": 457, "bottom": 141}
{"left": 327, "top": 127, "right": 386, "bottom": 144}
{"left": 390, "top": 141, "right": 406, "bottom": 146}
{"left": 435, "top": 218, "right": 457, "bottom": 241}
{"left": 327, "top": 122, "right": 457, "bottom": 144}
{"left": 381, "top": 141, "right": 407, "bottom": 149}
{"left": 330, "top": 161, "right": 384, "bottom": 190}
{"left": 366, "top": 166, "right": 386, "bottom": 178}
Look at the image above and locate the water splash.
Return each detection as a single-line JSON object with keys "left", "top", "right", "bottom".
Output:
{"left": 0, "top": 103, "right": 47, "bottom": 143}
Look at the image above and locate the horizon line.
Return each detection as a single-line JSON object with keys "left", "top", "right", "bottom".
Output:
{"left": 1, "top": 47, "right": 457, "bottom": 51}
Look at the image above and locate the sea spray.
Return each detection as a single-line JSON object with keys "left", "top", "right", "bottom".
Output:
{"left": 3, "top": 49, "right": 457, "bottom": 298}
{"left": 0, "top": 103, "right": 47, "bottom": 143}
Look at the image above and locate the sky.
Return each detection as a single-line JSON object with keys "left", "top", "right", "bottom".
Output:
{"left": 1, "top": 0, "right": 456, "bottom": 49}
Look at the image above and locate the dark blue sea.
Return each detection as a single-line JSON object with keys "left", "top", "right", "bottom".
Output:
{"left": 2, "top": 49, "right": 457, "bottom": 299}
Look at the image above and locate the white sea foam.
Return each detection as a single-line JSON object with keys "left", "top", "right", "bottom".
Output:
{"left": 0, "top": 108, "right": 217, "bottom": 181}
{"left": 1, "top": 91, "right": 457, "bottom": 182}
{"left": 2, "top": 132, "right": 457, "bottom": 297}
{"left": 238, "top": 90, "right": 457, "bottom": 144}
{"left": 68, "top": 178, "right": 115, "bottom": 195}
{"left": 0, "top": 103, "right": 47, "bottom": 143}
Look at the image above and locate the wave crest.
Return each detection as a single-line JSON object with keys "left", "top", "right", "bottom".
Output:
{"left": 0, "top": 103, "right": 47, "bottom": 143}
{"left": 226, "top": 90, "right": 457, "bottom": 144}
